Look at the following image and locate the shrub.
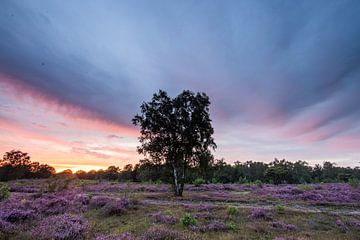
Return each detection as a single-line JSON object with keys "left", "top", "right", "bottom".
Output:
{"left": 226, "top": 206, "right": 239, "bottom": 216}
{"left": 193, "top": 178, "right": 206, "bottom": 187}
{"left": 190, "top": 220, "right": 227, "bottom": 232}
{"left": 274, "top": 204, "right": 285, "bottom": 214}
{"left": 150, "top": 212, "right": 177, "bottom": 224}
{"left": 248, "top": 208, "right": 272, "bottom": 220}
{"left": 103, "top": 198, "right": 130, "bottom": 216}
{"left": 0, "top": 219, "right": 15, "bottom": 234}
{"left": 270, "top": 221, "right": 297, "bottom": 231}
{"left": 348, "top": 178, "right": 359, "bottom": 188}
{"left": 297, "top": 184, "right": 313, "bottom": 191}
{"left": 226, "top": 222, "right": 237, "bottom": 231}
{"left": 180, "top": 213, "right": 197, "bottom": 227}
{"left": 253, "top": 180, "right": 263, "bottom": 188}
{"left": 31, "top": 214, "right": 88, "bottom": 240}
{"left": 0, "top": 183, "right": 10, "bottom": 202}
{"left": 142, "top": 226, "right": 187, "bottom": 240}
{"left": 0, "top": 209, "right": 36, "bottom": 223}
{"left": 89, "top": 196, "right": 114, "bottom": 209}
{"left": 95, "top": 232, "right": 133, "bottom": 240}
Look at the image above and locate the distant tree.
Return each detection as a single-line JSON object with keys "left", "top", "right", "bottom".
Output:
{"left": 133, "top": 90, "right": 216, "bottom": 196}
{"left": 57, "top": 169, "right": 74, "bottom": 179}
{"left": 1, "top": 150, "right": 31, "bottom": 167}
{"left": 0, "top": 150, "right": 55, "bottom": 180}
{"left": 75, "top": 170, "right": 88, "bottom": 179}
{"left": 265, "top": 158, "right": 293, "bottom": 184}
{"left": 104, "top": 166, "right": 120, "bottom": 180}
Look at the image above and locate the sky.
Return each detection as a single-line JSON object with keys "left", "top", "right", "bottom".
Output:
{"left": 1, "top": 0, "right": 360, "bottom": 172}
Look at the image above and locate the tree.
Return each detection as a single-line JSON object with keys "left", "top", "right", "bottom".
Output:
{"left": 132, "top": 90, "right": 216, "bottom": 196}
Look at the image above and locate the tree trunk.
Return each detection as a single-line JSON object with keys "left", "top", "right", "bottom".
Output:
{"left": 172, "top": 164, "right": 184, "bottom": 196}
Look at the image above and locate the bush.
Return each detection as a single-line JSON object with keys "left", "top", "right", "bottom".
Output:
{"left": 348, "top": 178, "right": 359, "bottom": 188}
{"left": 31, "top": 214, "right": 88, "bottom": 240}
{"left": 226, "top": 206, "right": 239, "bottom": 216}
{"left": 248, "top": 208, "right": 272, "bottom": 220}
{"left": 0, "top": 182, "right": 10, "bottom": 201}
{"left": 253, "top": 180, "right": 263, "bottom": 188}
{"left": 226, "top": 222, "right": 237, "bottom": 231}
{"left": 180, "top": 213, "right": 197, "bottom": 227}
{"left": 274, "top": 204, "right": 285, "bottom": 214}
{"left": 103, "top": 198, "right": 130, "bottom": 216}
{"left": 193, "top": 178, "right": 205, "bottom": 187}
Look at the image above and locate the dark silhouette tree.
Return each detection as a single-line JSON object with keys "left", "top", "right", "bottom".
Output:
{"left": 132, "top": 90, "right": 216, "bottom": 196}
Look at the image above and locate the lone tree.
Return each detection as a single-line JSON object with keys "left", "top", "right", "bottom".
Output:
{"left": 132, "top": 90, "right": 216, "bottom": 196}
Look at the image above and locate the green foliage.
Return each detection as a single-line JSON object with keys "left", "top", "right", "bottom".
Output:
{"left": 180, "top": 213, "right": 197, "bottom": 227}
{"left": 226, "top": 206, "right": 239, "bottom": 215}
{"left": 253, "top": 179, "right": 263, "bottom": 187}
{"left": 274, "top": 204, "right": 285, "bottom": 214}
{"left": 132, "top": 90, "right": 216, "bottom": 196}
{"left": 226, "top": 222, "right": 238, "bottom": 231}
{"left": 193, "top": 178, "right": 205, "bottom": 186}
{"left": 0, "top": 182, "right": 10, "bottom": 201}
{"left": 298, "top": 184, "right": 313, "bottom": 191}
{"left": 348, "top": 177, "right": 359, "bottom": 188}
{"left": 46, "top": 177, "right": 71, "bottom": 192}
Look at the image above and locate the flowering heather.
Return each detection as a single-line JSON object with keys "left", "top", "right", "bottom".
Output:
{"left": 31, "top": 214, "right": 88, "bottom": 240}
{"left": 249, "top": 208, "right": 272, "bottom": 220}
{"left": 141, "top": 226, "right": 188, "bottom": 240}
{"left": 0, "top": 219, "right": 15, "bottom": 234}
{"left": 95, "top": 232, "right": 134, "bottom": 240}
{"left": 150, "top": 212, "right": 177, "bottom": 224}
{"left": 270, "top": 221, "right": 297, "bottom": 231}
{"left": 190, "top": 220, "right": 227, "bottom": 232}
{"left": 89, "top": 195, "right": 115, "bottom": 209}
{"left": 33, "top": 195, "right": 70, "bottom": 215}
{"left": 256, "top": 183, "right": 360, "bottom": 204}
{"left": 103, "top": 198, "right": 130, "bottom": 216}
{"left": 84, "top": 183, "right": 169, "bottom": 193}
{"left": 183, "top": 203, "right": 215, "bottom": 212}
{"left": 335, "top": 219, "right": 348, "bottom": 232}
{"left": 0, "top": 208, "right": 36, "bottom": 223}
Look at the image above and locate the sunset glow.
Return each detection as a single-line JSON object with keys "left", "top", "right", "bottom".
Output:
{"left": 1, "top": 1, "right": 360, "bottom": 171}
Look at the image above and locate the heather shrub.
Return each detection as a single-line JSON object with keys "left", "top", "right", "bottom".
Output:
{"left": 103, "top": 198, "right": 130, "bottom": 216}
{"left": 35, "top": 196, "right": 70, "bottom": 215}
{"left": 348, "top": 177, "right": 359, "bottom": 188}
{"left": 190, "top": 220, "right": 227, "bottom": 232}
{"left": 95, "top": 232, "right": 133, "bottom": 240}
{"left": 335, "top": 219, "right": 348, "bottom": 232}
{"left": 193, "top": 178, "right": 206, "bottom": 187}
{"left": 0, "top": 219, "right": 15, "bottom": 234}
{"left": 151, "top": 212, "right": 177, "bottom": 224}
{"left": 32, "top": 214, "right": 88, "bottom": 240}
{"left": 270, "top": 221, "right": 297, "bottom": 231}
{"left": 226, "top": 206, "right": 239, "bottom": 215}
{"left": 142, "top": 226, "right": 189, "bottom": 240}
{"left": 249, "top": 208, "right": 272, "bottom": 220}
{"left": 181, "top": 213, "right": 197, "bottom": 227}
{"left": 0, "top": 209, "right": 36, "bottom": 223}
{"left": 0, "top": 183, "right": 10, "bottom": 202}
{"left": 89, "top": 196, "right": 114, "bottom": 209}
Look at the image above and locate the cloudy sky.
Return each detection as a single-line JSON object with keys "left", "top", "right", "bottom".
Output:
{"left": 1, "top": 0, "right": 360, "bottom": 171}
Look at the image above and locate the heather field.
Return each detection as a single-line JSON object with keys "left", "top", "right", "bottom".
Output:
{"left": 1, "top": 180, "right": 360, "bottom": 240}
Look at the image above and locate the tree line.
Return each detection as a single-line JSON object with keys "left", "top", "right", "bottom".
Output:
{"left": 1, "top": 149, "right": 359, "bottom": 185}
{"left": 73, "top": 158, "right": 360, "bottom": 184}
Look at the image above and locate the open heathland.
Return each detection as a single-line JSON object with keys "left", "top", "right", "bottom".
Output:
{"left": 0, "top": 179, "right": 360, "bottom": 240}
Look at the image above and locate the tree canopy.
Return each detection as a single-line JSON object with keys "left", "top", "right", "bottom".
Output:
{"left": 132, "top": 90, "right": 216, "bottom": 196}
